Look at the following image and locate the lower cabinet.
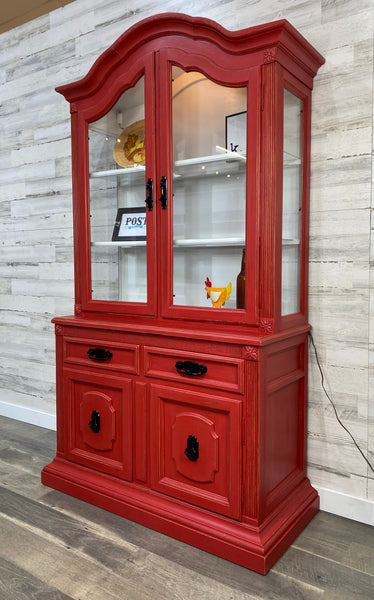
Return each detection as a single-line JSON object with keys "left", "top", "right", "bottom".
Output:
{"left": 62, "top": 365, "right": 242, "bottom": 520}
{"left": 63, "top": 367, "right": 133, "bottom": 480}
{"left": 150, "top": 384, "right": 242, "bottom": 519}
{"left": 42, "top": 327, "right": 319, "bottom": 574}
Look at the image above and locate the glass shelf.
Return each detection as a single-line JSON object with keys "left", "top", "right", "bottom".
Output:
{"left": 92, "top": 237, "right": 298, "bottom": 248}
{"left": 174, "top": 236, "right": 245, "bottom": 247}
{"left": 174, "top": 149, "right": 246, "bottom": 179}
{"left": 175, "top": 149, "right": 246, "bottom": 167}
{"left": 92, "top": 237, "right": 245, "bottom": 248}
{"left": 90, "top": 151, "right": 296, "bottom": 180}
{"left": 282, "top": 238, "right": 300, "bottom": 246}
{"left": 90, "top": 165, "right": 146, "bottom": 180}
{"left": 92, "top": 240, "right": 147, "bottom": 248}
{"left": 90, "top": 149, "right": 246, "bottom": 181}
{"left": 283, "top": 150, "right": 301, "bottom": 166}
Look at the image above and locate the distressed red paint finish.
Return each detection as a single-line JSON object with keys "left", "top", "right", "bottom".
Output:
{"left": 42, "top": 14, "right": 324, "bottom": 574}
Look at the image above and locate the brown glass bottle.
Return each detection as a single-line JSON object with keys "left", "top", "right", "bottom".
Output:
{"left": 236, "top": 248, "right": 245, "bottom": 309}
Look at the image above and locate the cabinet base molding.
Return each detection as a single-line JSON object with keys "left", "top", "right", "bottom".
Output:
{"left": 42, "top": 457, "right": 319, "bottom": 575}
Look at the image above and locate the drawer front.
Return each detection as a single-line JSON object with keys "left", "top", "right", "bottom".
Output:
{"left": 64, "top": 336, "right": 139, "bottom": 374}
{"left": 63, "top": 368, "right": 132, "bottom": 480}
{"left": 150, "top": 384, "right": 241, "bottom": 519}
{"left": 144, "top": 347, "right": 244, "bottom": 394}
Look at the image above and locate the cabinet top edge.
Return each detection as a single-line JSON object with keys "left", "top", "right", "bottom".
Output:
{"left": 55, "top": 13, "right": 324, "bottom": 103}
{"left": 52, "top": 314, "right": 311, "bottom": 347}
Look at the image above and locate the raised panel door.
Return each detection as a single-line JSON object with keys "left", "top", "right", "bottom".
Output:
{"left": 150, "top": 383, "right": 242, "bottom": 518}
{"left": 64, "top": 368, "right": 133, "bottom": 480}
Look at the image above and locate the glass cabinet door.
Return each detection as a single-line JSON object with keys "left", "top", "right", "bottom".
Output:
{"left": 88, "top": 76, "right": 149, "bottom": 305}
{"left": 281, "top": 89, "right": 303, "bottom": 315}
{"left": 171, "top": 67, "right": 247, "bottom": 312}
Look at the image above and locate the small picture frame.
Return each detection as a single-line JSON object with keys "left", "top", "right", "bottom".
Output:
{"left": 225, "top": 111, "right": 247, "bottom": 156}
{"left": 112, "top": 207, "right": 147, "bottom": 241}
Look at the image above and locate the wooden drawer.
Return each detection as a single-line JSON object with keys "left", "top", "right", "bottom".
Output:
{"left": 64, "top": 336, "right": 139, "bottom": 374}
{"left": 150, "top": 384, "right": 241, "bottom": 518}
{"left": 144, "top": 346, "right": 244, "bottom": 394}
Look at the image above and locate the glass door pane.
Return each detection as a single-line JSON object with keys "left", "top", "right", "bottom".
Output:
{"left": 172, "top": 68, "right": 247, "bottom": 311}
{"left": 282, "top": 89, "right": 302, "bottom": 315}
{"left": 88, "top": 76, "right": 147, "bottom": 303}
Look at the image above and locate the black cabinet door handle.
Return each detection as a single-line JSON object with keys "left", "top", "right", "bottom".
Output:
{"left": 87, "top": 348, "right": 113, "bottom": 362}
{"left": 159, "top": 175, "right": 167, "bottom": 209}
{"left": 175, "top": 360, "right": 208, "bottom": 377}
{"left": 185, "top": 435, "right": 199, "bottom": 461}
{"left": 89, "top": 410, "right": 100, "bottom": 433}
{"left": 145, "top": 177, "right": 153, "bottom": 211}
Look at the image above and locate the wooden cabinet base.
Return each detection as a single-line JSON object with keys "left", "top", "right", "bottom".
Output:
{"left": 42, "top": 457, "right": 318, "bottom": 575}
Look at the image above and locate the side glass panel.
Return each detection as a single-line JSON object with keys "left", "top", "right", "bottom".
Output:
{"left": 282, "top": 89, "right": 302, "bottom": 315}
{"left": 172, "top": 68, "right": 247, "bottom": 310}
{"left": 88, "top": 77, "right": 147, "bottom": 303}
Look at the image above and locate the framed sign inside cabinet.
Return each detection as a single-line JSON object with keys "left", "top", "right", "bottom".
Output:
{"left": 112, "top": 207, "right": 147, "bottom": 242}
{"left": 42, "top": 13, "right": 324, "bottom": 574}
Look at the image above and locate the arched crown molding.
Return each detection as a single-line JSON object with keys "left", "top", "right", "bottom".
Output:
{"left": 55, "top": 13, "right": 324, "bottom": 103}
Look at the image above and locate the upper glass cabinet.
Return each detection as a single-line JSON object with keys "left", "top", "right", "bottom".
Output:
{"left": 171, "top": 67, "right": 247, "bottom": 311}
{"left": 88, "top": 77, "right": 148, "bottom": 305}
{"left": 56, "top": 14, "right": 324, "bottom": 327}
{"left": 281, "top": 89, "right": 303, "bottom": 316}
{"left": 85, "top": 55, "right": 257, "bottom": 323}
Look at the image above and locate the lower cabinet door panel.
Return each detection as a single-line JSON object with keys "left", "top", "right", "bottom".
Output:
{"left": 150, "top": 384, "right": 241, "bottom": 519}
{"left": 63, "top": 368, "right": 132, "bottom": 480}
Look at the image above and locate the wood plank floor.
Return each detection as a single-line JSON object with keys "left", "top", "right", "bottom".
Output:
{"left": 0, "top": 415, "right": 373, "bottom": 600}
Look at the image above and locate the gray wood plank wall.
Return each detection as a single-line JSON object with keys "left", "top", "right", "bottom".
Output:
{"left": 0, "top": 0, "right": 373, "bottom": 523}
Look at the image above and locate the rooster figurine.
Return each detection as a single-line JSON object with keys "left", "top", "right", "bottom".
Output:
{"left": 205, "top": 277, "right": 232, "bottom": 308}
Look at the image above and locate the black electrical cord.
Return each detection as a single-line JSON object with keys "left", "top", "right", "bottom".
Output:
{"left": 309, "top": 331, "right": 374, "bottom": 474}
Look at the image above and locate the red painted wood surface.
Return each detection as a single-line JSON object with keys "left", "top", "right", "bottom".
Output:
{"left": 42, "top": 13, "right": 324, "bottom": 574}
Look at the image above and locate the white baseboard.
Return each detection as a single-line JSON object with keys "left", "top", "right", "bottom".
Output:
{"left": 0, "top": 400, "right": 56, "bottom": 431}
{"left": 315, "top": 485, "right": 374, "bottom": 526}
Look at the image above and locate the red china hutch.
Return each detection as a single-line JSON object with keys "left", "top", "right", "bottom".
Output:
{"left": 42, "top": 13, "right": 324, "bottom": 574}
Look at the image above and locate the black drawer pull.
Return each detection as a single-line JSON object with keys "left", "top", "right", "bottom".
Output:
{"left": 89, "top": 410, "right": 100, "bottom": 433}
{"left": 175, "top": 360, "right": 207, "bottom": 377}
{"left": 87, "top": 348, "right": 113, "bottom": 362}
{"left": 185, "top": 435, "right": 199, "bottom": 461}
